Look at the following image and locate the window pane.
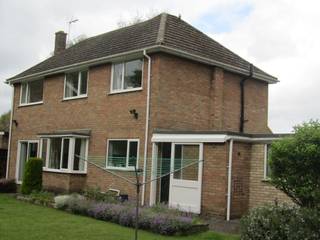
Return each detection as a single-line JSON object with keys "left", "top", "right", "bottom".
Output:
{"left": 124, "top": 60, "right": 142, "bottom": 89}
{"left": 49, "top": 138, "right": 62, "bottom": 169}
{"left": 61, "top": 139, "right": 69, "bottom": 169}
{"left": 74, "top": 138, "right": 86, "bottom": 171}
{"left": 174, "top": 145, "right": 199, "bottom": 181}
{"left": 112, "top": 63, "right": 123, "bottom": 91}
{"left": 18, "top": 142, "right": 28, "bottom": 182}
{"left": 128, "top": 141, "right": 138, "bottom": 167}
{"left": 80, "top": 71, "right": 88, "bottom": 95}
{"left": 21, "top": 83, "right": 27, "bottom": 104}
{"left": 266, "top": 145, "right": 272, "bottom": 178}
{"left": 28, "top": 142, "right": 38, "bottom": 158}
{"left": 65, "top": 72, "right": 79, "bottom": 97}
{"left": 108, "top": 141, "right": 127, "bottom": 168}
{"left": 41, "top": 139, "right": 47, "bottom": 167}
{"left": 28, "top": 80, "right": 43, "bottom": 103}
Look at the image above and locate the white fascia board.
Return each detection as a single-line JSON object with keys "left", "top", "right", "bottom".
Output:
{"left": 151, "top": 133, "right": 229, "bottom": 143}
{"left": 152, "top": 133, "right": 282, "bottom": 143}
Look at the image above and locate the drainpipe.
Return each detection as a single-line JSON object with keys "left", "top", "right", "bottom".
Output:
{"left": 141, "top": 50, "right": 151, "bottom": 205}
{"left": 239, "top": 64, "right": 253, "bottom": 133}
{"left": 226, "top": 139, "right": 234, "bottom": 221}
{"left": 6, "top": 85, "right": 14, "bottom": 179}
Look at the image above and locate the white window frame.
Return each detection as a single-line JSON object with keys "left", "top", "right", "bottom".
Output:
{"left": 42, "top": 136, "right": 89, "bottom": 174}
{"left": 63, "top": 70, "right": 89, "bottom": 100}
{"left": 19, "top": 80, "right": 44, "bottom": 106}
{"left": 106, "top": 139, "right": 139, "bottom": 170}
{"left": 263, "top": 144, "right": 271, "bottom": 180}
{"left": 110, "top": 59, "right": 143, "bottom": 94}
{"left": 16, "top": 140, "right": 40, "bottom": 184}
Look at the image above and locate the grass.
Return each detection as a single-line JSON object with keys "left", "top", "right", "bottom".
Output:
{"left": 0, "top": 194, "right": 239, "bottom": 240}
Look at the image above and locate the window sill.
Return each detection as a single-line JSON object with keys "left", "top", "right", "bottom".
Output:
{"left": 261, "top": 178, "right": 272, "bottom": 183}
{"left": 43, "top": 168, "right": 87, "bottom": 175}
{"left": 19, "top": 101, "right": 43, "bottom": 107}
{"left": 109, "top": 88, "right": 142, "bottom": 95}
{"left": 62, "top": 95, "right": 88, "bottom": 101}
{"left": 106, "top": 167, "right": 137, "bottom": 171}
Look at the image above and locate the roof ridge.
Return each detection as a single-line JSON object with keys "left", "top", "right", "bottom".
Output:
{"left": 156, "top": 13, "right": 168, "bottom": 45}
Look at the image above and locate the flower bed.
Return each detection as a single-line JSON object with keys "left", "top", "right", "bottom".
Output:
{"left": 53, "top": 194, "right": 208, "bottom": 236}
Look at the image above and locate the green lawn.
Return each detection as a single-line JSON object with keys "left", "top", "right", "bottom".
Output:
{"left": 0, "top": 194, "right": 239, "bottom": 240}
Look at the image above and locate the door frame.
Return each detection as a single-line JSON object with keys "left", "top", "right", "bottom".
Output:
{"left": 149, "top": 142, "right": 203, "bottom": 213}
{"left": 16, "top": 140, "right": 40, "bottom": 184}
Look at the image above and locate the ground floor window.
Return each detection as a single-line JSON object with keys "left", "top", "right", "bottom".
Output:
{"left": 17, "top": 140, "right": 39, "bottom": 182}
{"left": 264, "top": 144, "right": 272, "bottom": 179}
{"left": 106, "top": 139, "right": 139, "bottom": 169}
{"left": 41, "top": 137, "right": 88, "bottom": 173}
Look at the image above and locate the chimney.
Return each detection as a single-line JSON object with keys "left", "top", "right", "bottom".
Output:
{"left": 54, "top": 31, "right": 67, "bottom": 55}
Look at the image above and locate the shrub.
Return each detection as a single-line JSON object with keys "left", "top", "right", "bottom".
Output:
{"left": 83, "top": 187, "right": 117, "bottom": 203}
{"left": 29, "top": 191, "right": 55, "bottom": 206}
{"left": 21, "top": 158, "right": 42, "bottom": 194}
{"left": 54, "top": 193, "right": 85, "bottom": 210}
{"left": 270, "top": 120, "right": 320, "bottom": 208}
{"left": 240, "top": 204, "right": 320, "bottom": 240}
{"left": 0, "top": 178, "right": 17, "bottom": 193}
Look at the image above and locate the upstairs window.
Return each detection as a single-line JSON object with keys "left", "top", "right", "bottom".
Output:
{"left": 64, "top": 70, "right": 88, "bottom": 99}
{"left": 107, "top": 139, "right": 139, "bottom": 169}
{"left": 20, "top": 79, "right": 43, "bottom": 105}
{"left": 111, "top": 59, "right": 143, "bottom": 93}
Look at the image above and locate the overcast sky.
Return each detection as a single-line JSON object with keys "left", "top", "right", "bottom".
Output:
{"left": 0, "top": 0, "right": 319, "bottom": 133}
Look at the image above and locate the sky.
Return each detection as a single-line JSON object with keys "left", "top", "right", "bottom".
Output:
{"left": 0, "top": 0, "right": 319, "bottom": 133}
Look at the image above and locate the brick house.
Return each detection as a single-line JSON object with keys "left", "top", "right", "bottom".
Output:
{"left": 5, "top": 13, "right": 290, "bottom": 219}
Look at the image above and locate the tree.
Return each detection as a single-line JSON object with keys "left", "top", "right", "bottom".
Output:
{"left": 0, "top": 111, "right": 10, "bottom": 131}
{"left": 270, "top": 120, "right": 320, "bottom": 208}
{"left": 117, "top": 10, "right": 161, "bottom": 28}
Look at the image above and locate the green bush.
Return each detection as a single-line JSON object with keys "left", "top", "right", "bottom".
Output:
{"left": 240, "top": 204, "right": 320, "bottom": 240}
{"left": 0, "top": 178, "right": 17, "bottom": 193}
{"left": 29, "top": 191, "right": 55, "bottom": 206}
{"left": 270, "top": 120, "right": 320, "bottom": 208}
{"left": 83, "top": 187, "right": 117, "bottom": 203}
{"left": 21, "top": 158, "right": 42, "bottom": 194}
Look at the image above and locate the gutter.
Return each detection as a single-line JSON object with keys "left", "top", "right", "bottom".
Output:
{"left": 6, "top": 46, "right": 278, "bottom": 85}
{"left": 239, "top": 64, "right": 253, "bottom": 133}
{"left": 226, "top": 139, "right": 234, "bottom": 221}
{"left": 141, "top": 49, "right": 152, "bottom": 205}
{"left": 6, "top": 85, "right": 14, "bottom": 179}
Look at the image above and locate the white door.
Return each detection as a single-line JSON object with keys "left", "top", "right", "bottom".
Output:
{"left": 169, "top": 143, "right": 203, "bottom": 214}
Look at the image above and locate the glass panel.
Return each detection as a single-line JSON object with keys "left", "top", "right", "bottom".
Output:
{"left": 112, "top": 63, "right": 123, "bottom": 91}
{"left": 49, "top": 138, "right": 62, "bottom": 169}
{"left": 65, "top": 72, "right": 79, "bottom": 97}
{"left": 28, "top": 80, "right": 43, "bottom": 103}
{"left": 28, "top": 142, "right": 38, "bottom": 158}
{"left": 74, "top": 138, "right": 86, "bottom": 171}
{"left": 21, "top": 83, "right": 27, "bottom": 104}
{"left": 107, "top": 141, "right": 127, "bottom": 168}
{"left": 80, "top": 71, "right": 88, "bottom": 95}
{"left": 124, "top": 59, "right": 142, "bottom": 89}
{"left": 41, "top": 139, "right": 47, "bottom": 167}
{"left": 128, "top": 141, "right": 138, "bottom": 167}
{"left": 174, "top": 145, "right": 199, "bottom": 181}
{"left": 266, "top": 145, "right": 272, "bottom": 178}
{"left": 18, "top": 142, "right": 28, "bottom": 182}
{"left": 61, "top": 139, "right": 69, "bottom": 169}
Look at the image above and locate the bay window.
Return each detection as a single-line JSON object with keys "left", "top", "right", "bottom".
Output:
{"left": 111, "top": 59, "right": 143, "bottom": 93}
{"left": 20, "top": 79, "right": 43, "bottom": 105}
{"left": 107, "top": 139, "right": 139, "bottom": 169}
{"left": 64, "top": 70, "right": 88, "bottom": 99}
{"left": 42, "top": 137, "right": 88, "bottom": 173}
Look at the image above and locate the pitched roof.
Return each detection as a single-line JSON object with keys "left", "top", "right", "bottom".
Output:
{"left": 7, "top": 13, "right": 277, "bottom": 83}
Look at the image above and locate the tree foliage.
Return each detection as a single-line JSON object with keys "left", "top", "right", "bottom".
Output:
{"left": 270, "top": 120, "right": 320, "bottom": 208}
{"left": 0, "top": 111, "right": 10, "bottom": 131}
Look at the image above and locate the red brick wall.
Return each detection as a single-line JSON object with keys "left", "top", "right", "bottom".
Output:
{"left": 249, "top": 144, "right": 292, "bottom": 208}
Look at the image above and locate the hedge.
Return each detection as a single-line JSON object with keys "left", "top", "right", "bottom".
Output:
{"left": 21, "top": 158, "right": 42, "bottom": 194}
